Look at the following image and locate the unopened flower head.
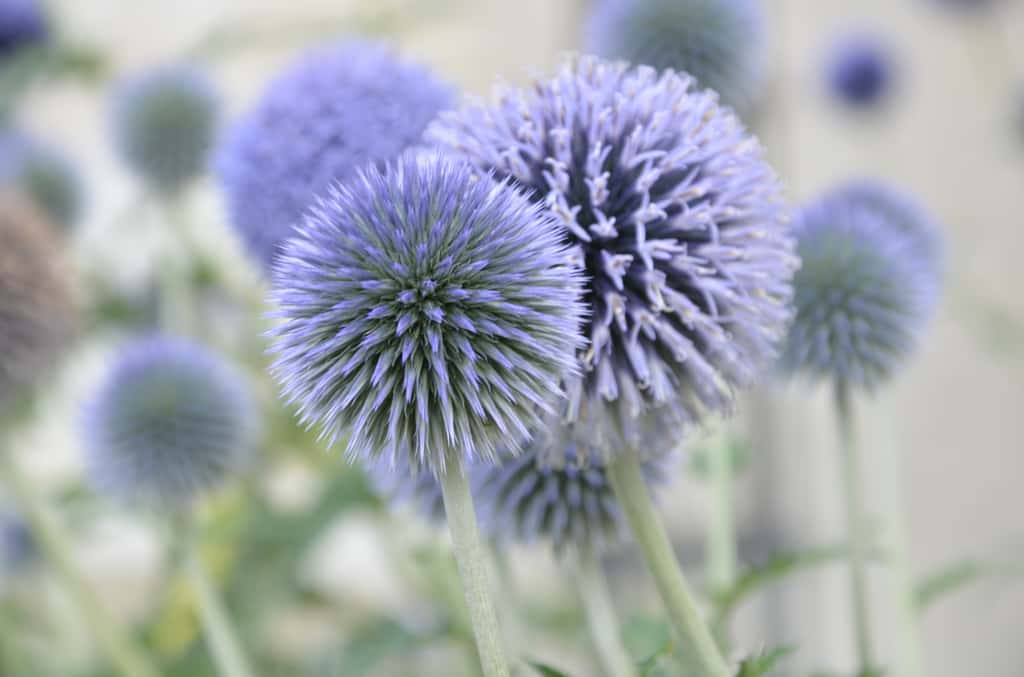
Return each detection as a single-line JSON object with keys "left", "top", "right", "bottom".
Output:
{"left": 826, "top": 32, "right": 893, "bottom": 108}
{"left": 780, "top": 181, "right": 943, "bottom": 390}
{"left": 268, "top": 154, "right": 584, "bottom": 476}
{"left": 428, "top": 56, "right": 797, "bottom": 461}
{"left": 585, "top": 0, "right": 765, "bottom": 114}
{"left": 217, "top": 40, "right": 455, "bottom": 270}
{"left": 0, "top": 132, "right": 82, "bottom": 229}
{"left": 112, "top": 66, "right": 218, "bottom": 191}
{"left": 82, "top": 338, "right": 256, "bottom": 509}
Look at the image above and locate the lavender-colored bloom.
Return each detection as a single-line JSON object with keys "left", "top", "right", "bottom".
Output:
{"left": 111, "top": 66, "right": 218, "bottom": 191}
{"left": 428, "top": 56, "right": 797, "bottom": 461}
{"left": 585, "top": 0, "right": 765, "bottom": 114}
{"left": 472, "top": 445, "right": 668, "bottom": 553}
{"left": 827, "top": 33, "right": 893, "bottom": 108}
{"left": 82, "top": 338, "right": 256, "bottom": 509}
{"left": 0, "top": 132, "right": 81, "bottom": 229}
{"left": 216, "top": 40, "right": 455, "bottom": 271}
{"left": 0, "top": 196, "right": 75, "bottom": 406}
{"left": 0, "top": 0, "right": 48, "bottom": 60}
{"left": 268, "top": 154, "right": 584, "bottom": 475}
{"left": 779, "top": 182, "right": 943, "bottom": 390}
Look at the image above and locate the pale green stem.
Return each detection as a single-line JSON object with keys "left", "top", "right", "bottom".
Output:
{"left": 0, "top": 451, "right": 159, "bottom": 677}
{"left": 157, "top": 196, "right": 197, "bottom": 336}
{"left": 183, "top": 535, "right": 255, "bottom": 677}
{"left": 835, "top": 385, "right": 874, "bottom": 674}
{"left": 607, "top": 452, "right": 730, "bottom": 677}
{"left": 438, "top": 452, "right": 510, "bottom": 677}
{"left": 706, "top": 427, "right": 737, "bottom": 650}
{"left": 575, "top": 549, "right": 636, "bottom": 677}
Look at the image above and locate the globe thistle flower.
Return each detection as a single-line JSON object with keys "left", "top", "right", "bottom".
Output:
{"left": 268, "top": 154, "right": 584, "bottom": 475}
{"left": 82, "top": 338, "right": 257, "bottom": 509}
{"left": 779, "top": 182, "right": 943, "bottom": 390}
{"left": 367, "top": 454, "right": 446, "bottom": 523}
{"left": 428, "top": 56, "right": 797, "bottom": 461}
{"left": 472, "top": 445, "right": 668, "bottom": 553}
{"left": 111, "top": 66, "right": 218, "bottom": 192}
{"left": 0, "top": 0, "right": 48, "bottom": 60}
{"left": 0, "top": 511, "right": 34, "bottom": 573}
{"left": 584, "top": 0, "right": 765, "bottom": 114}
{"left": 0, "top": 196, "right": 75, "bottom": 406}
{"left": 826, "top": 32, "right": 893, "bottom": 109}
{"left": 0, "top": 132, "right": 82, "bottom": 229}
{"left": 216, "top": 40, "right": 455, "bottom": 271}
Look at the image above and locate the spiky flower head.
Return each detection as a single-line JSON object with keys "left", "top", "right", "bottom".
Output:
{"left": 826, "top": 32, "right": 893, "bottom": 108}
{"left": 268, "top": 154, "right": 584, "bottom": 476}
{"left": 0, "top": 196, "right": 75, "bottom": 407}
{"left": 0, "top": 511, "right": 34, "bottom": 573}
{"left": 111, "top": 66, "right": 218, "bottom": 192}
{"left": 216, "top": 40, "right": 455, "bottom": 271}
{"left": 0, "top": 0, "right": 48, "bottom": 60}
{"left": 0, "top": 132, "right": 82, "bottom": 229}
{"left": 82, "top": 337, "right": 256, "bottom": 509}
{"left": 585, "top": 0, "right": 765, "bottom": 114}
{"left": 472, "top": 445, "right": 667, "bottom": 553}
{"left": 428, "top": 56, "right": 797, "bottom": 462}
{"left": 779, "top": 182, "right": 943, "bottom": 390}
{"left": 367, "top": 454, "right": 446, "bottom": 523}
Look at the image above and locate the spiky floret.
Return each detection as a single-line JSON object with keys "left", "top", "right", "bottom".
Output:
{"left": 779, "top": 182, "right": 943, "bottom": 390}
{"left": 585, "top": 0, "right": 765, "bottom": 114}
{"left": 0, "top": 196, "right": 75, "bottom": 406}
{"left": 826, "top": 32, "right": 893, "bottom": 108}
{"left": 428, "top": 56, "right": 797, "bottom": 461}
{"left": 0, "top": 132, "right": 81, "bottom": 229}
{"left": 111, "top": 66, "right": 218, "bottom": 191}
{"left": 0, "top": 0, "right": 48, "bottom": 59}
{"left": 268, "top": 154, "right": 585, "bottom": 476}
{"left": 82, "top": 338, "right": 256, "bottom": 509}
{"left": 216, "top": 40, "right": 455, "bottom": 271}
{"left": 472, "top": 445, "right": 667, "bottom": 553}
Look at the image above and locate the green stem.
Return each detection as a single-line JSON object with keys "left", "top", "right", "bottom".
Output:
{"left": 0, "top": 451, "right": 159, "bottom": 677}
{"left": 438, "top": 452, "right": 510, "bottom": 677}
{"left": 575, "top": 549, "right": 636, "bottom": 677}
{"left": 183, "top": 535, "right": 255, "bottom": 677}
{"left": 607, "top": 452, "right": 730, "bottom": 677}
{"left": 706, "top": 427, "right": 736, "bottom": 648}
{"left": 835, "top": 385, "right": 874, "bottom": 674}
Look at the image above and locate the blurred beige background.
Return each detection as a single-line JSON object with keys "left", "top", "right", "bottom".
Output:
{"left": 16, "top": 0, "right": 1024, "bottom": 675}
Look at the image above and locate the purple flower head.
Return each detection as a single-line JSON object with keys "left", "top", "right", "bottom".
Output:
{"left": 268, "top": 154, "right": 585, "bottom": 476}
{"left": 82, "top": 338, "right": 257, "bottom": 509}
{"left": 826, "top": 32, "right": 893, "bottom": 108}
{"left": 585, "top": 0, "right": 765, "bottom": 115}
{"left": 0, "top": 510, "right": 34, "bottom": 573}
{"left": 0, "top": 131, "right": 82, "bottom": 229}
{"left": 111, "top": 66, "right": 219, "bottom": 192}
{"left": 216, "top": 40, "right": 455, "bottom": 272}
{"left": 0, "top": 196, "right": 75, "bottom": 407}
{"left": 428, "top": 56, "right": 797, "bottom": 462}
{"left": 780, "top": 181, "right": 943, "bottom": 390}
{"left": 0, "top": 0, "right": 48, "bottom": 60}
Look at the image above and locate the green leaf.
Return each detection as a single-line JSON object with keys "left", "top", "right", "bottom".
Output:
{"left": 735, "top": 646, "right": 793, "bottom": 676}
{"left": 913, "top": 558, "right": 1024, "bottom": 613}
{"left": 622, "top": 615, "right": 673, "bottom": 665}
{"left": 526, "top": 660, "right": 573, "bottom": 677}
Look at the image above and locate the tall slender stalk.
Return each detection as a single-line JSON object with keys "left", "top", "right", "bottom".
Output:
{"left": 834, "top": 385, "right": 874, "bottom": 674}
{"left": 0, "top": 450, "right": 159, "bottom": 677}
{"left": 438, "top": 451, "right": 510, "bottom": 677}
{"left": 706, "top": 427, "right": 737, "bottom": 649}
{"left": 607, "top": 452, "right": 730, "bottom": 677}
{"left": 575, "top": 548, "right": 636, "bottom": 677}
{"left": 183, "top": 536, "right": 255, "bottom": 677}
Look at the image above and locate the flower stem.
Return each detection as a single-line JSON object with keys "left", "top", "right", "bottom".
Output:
{"left": 705, "top": 426, "right": 736, "bottom": 648}
{"left": 607, "top": 452, "right": 730, "bottom": 677}
{"left": 183, "top": 535, "right": 255, "bottom": 677}
{"left": 575, "top": 548, "right": 636, "bottom": 677}
{"left": 835, "top": 385, "right": 874, "bottom": 674}
{"left": 0, "top": 450, "right": 159, "bottom": 677}
{"left": 438, "top": 452, "right": 510, "bottom": 677}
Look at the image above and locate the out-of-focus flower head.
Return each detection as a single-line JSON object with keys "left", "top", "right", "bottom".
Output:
{"left": 0, "top": 132, "right": 82, "bottom": 229}
{"left": 0, "top": 0, "right": 48, "bottom": 60}
{"left": 826, "top": 31, "right": 894, "bottom": 109}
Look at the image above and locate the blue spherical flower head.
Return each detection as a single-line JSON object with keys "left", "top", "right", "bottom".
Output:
{"left": 217, "top": 40, "right": 455, "bottom": 272}
{"left": 112, "top": 66, "right": 219, "bottom": 192}
{"left": 585, "top": 0, "right": 765, "bottom": 115}
{"left": 0, "top": 132, "right": 82, "bottom": 229}
{"left": 0, "top": 0, "right": 48, "bottom": 60}
{"left": 268, "top": 154, "right": 585, "bottom": 476}
{"left": 827, "top": 32, "right": 893, "bottom": 108}
{"left": 83, "top": 338, "right": 257, "bottom": 509}
{"left": 780, "top": 182, "right": 943, "bottom": 390}
{"left": 428, "top": 56, "right": 797, "bottom": 462}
